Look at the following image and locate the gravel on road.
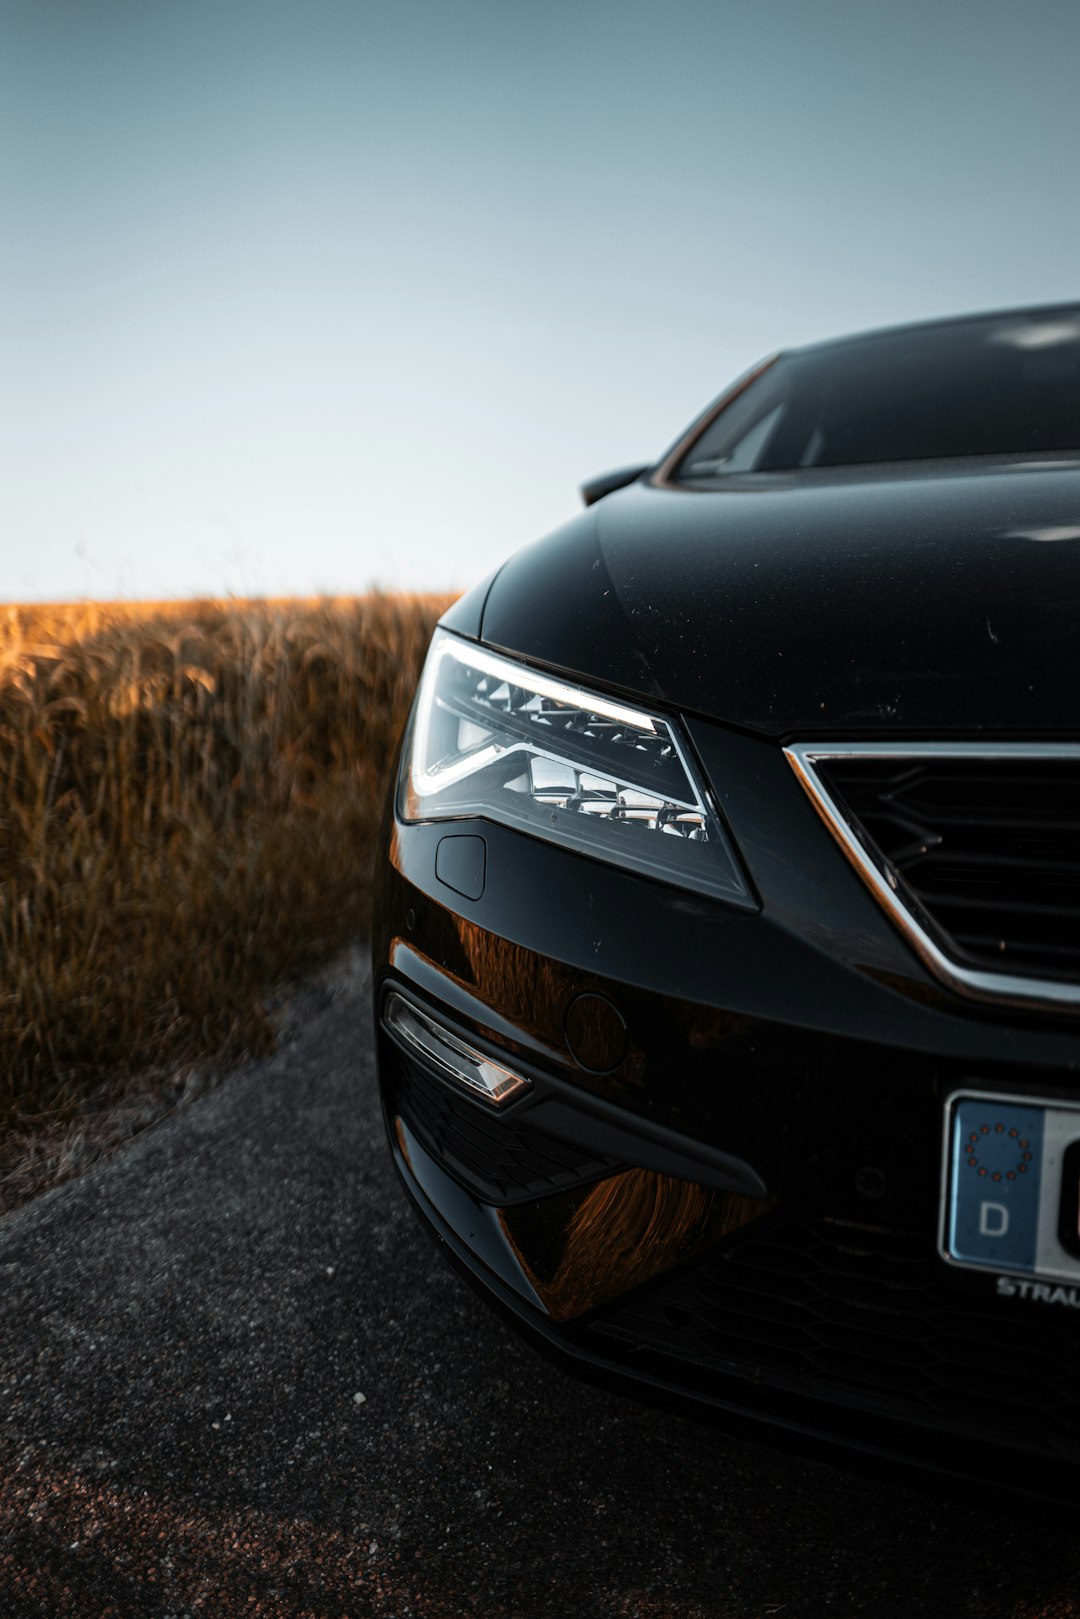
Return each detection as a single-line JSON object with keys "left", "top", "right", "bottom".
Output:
{"left": 1, "top": 950, "right": 1078, "bottom": 1619}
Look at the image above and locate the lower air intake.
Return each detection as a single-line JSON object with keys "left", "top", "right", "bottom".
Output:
{"left": 590, "top": 1214, "right": 1080, "bottom": 1464}
{"left": 387, "top": 1049, "right": 620, "bottom": 1206}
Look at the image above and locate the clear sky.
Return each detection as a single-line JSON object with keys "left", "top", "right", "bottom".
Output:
{"left": 2, "top": 0, "right": 1078, "bottom": 602}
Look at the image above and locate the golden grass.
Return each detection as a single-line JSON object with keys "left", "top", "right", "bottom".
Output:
{"left": 0, "top": 593, "right": 452, "bottom": 1130}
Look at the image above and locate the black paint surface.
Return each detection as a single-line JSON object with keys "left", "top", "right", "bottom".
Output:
{"left": 480, "top": 462, "right": 1080, "bottom": 736}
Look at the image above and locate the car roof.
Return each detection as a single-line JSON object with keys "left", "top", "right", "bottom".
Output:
{"left": 793, "top": 299, "right": 1080, "bottom": 359}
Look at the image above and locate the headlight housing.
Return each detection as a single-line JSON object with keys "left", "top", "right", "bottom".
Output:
{"left": 400, "top": 629, "right": 754, "bottom": 907}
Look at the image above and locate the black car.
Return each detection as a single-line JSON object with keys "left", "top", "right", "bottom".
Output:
{"left": 372, "top": 304, "right": 1080, "bottom": 1500}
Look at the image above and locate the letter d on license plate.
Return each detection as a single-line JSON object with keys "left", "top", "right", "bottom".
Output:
{"left": 942, "top": 1090, "right": 1080, "bottom": 1283}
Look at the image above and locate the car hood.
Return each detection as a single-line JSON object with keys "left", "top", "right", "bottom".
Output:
{"left": 478, "top": 461, "right": 1080, "bottom": 737}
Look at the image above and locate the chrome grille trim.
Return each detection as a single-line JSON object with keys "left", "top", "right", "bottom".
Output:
{"left": 785, "top": 741, "right": 1080, "bottom": 1012}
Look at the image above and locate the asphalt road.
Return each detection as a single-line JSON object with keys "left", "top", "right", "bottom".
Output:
{"left": 2, "top": 954, "right": 1079, "bottom": 1619}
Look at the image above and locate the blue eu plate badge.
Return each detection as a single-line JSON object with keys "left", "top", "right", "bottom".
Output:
{"left": 943, "top": 1090, "right": 1080, "bottom": 1283}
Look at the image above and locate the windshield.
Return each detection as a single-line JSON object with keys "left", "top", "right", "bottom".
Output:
{"left": 675, "top": 309, "right": 1080, "bottom": 480}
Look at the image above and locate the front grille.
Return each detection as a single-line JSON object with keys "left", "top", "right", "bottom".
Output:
{"left": 591, "top": 1215, "right": 1080, "bottom": 1464}
{"left": 812, "top": 750, "right": 1080, "bottom": 987}
{"left": 390, "top": 1056, "right": 620, "bottom": 1206}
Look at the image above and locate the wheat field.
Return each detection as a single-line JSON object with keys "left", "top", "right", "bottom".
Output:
{"left": 0, "top": 594, "right": 451, "bottom": 1134}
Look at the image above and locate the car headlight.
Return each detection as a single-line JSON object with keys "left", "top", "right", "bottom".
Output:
{"left": 400, "top": 629, "right": 755, "bottom": 907}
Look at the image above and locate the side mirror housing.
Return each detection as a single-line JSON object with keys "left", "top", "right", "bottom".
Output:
{"left": 580, "top": 463, "right": 651, "bottom": 508}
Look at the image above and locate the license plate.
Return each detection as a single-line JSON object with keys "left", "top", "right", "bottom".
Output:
{"left": 941, "top": 1090, "right": 1080, "bottom": 1282}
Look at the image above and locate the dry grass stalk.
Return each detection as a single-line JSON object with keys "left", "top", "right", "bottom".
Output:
{"left": 0, "top": 594, "right": 451, "bottom": 1134}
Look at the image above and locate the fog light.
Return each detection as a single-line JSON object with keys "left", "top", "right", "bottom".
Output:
{"left": 383, "top": 992, "right": 530, "bottom": 1107}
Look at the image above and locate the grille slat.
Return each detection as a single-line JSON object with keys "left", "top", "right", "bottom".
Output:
{"left": 920, "top": 888, "right": 1080, "bottom": 916}
{"left": 818, "top": 753, "right": 1080, "bottom": 985}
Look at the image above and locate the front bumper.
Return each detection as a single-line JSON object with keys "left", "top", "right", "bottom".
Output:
{"left": 372, "top": 712, "right": 1080, "bottom": 1500}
